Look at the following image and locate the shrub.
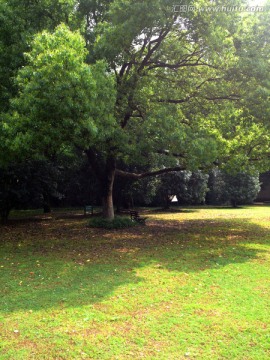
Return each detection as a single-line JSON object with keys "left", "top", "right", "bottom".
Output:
{"left": 88, "top": 216, "right": 137, "bottom": 229}
{"left": 207, "top": 169, "right": 261, "bottom": 207}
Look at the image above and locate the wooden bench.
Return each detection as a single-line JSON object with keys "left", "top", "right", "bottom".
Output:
{"left": 130, "top": 210, "right": 148, "bottom": 225}
{"left": 84, "top": 205, "right": 94, "bottom": 216}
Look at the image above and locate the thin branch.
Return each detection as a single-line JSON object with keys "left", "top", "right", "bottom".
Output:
{"left": 205, "top": 95, "right": 241, "bottom": 101}
{"left": 158, "top": 93, "right": 241, "bottom": 104}
{"left": 137, "top": 25, "right": 173, "bottom": 73}
{"left": 245, "top": 143, "right": 265, "bottom": 157}
{"left": 130, "top": 107, "right": 145, "bottom": 120}
{"left": 147, "top": 58, "right": 218, "bottom": 71}
{"left": 119, "top": 63, "right": 129, "bottom": 78}
{"left": 194, "top": 77, "right": 223, "bottom": 91}
{"left": 157, "top": 97, "right": 190, "bottom": 104}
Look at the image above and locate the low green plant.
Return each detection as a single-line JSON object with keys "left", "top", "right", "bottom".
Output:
{"left": 88, "top": 216, "right": 137, "bottom": 229}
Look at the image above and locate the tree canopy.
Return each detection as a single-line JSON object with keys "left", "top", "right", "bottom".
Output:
{"left": 1, "top": 0, "right": 270, "bottom": 218}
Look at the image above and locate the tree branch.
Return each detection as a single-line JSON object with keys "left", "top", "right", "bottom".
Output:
{"left": 115, "top": 166, "right": 187, "bottom": 179}
{"left": 157, "top": 92, "right": 241, "bottom": 104}
{"left": 146, "top": 53, "right": 218, "bottom": 71}
{"left": 157, "top": 97, "right": 190, "bottom": 104}
{"left": 121, "top": 110, "right": 134, "bottom": 128}
{"left": 205, "top": 95, "right": 241, "bottom": 101}
{"left": 137, "top": 25, "right": 173, "bottom": 73}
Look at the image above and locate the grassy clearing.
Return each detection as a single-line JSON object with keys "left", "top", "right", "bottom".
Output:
{"left": 0, "top": 206, "right": 270, "bottom": 359}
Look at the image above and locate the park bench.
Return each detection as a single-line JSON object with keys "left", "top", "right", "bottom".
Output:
{"left": 84, "top": 205, "right": 94, "bottom": 216}
{"left": 130, "top": 210, "right": 148, "bottom": 225}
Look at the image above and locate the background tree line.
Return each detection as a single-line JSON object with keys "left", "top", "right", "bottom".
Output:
{"left": 0, "top": 158, "right": 261, "bottom": 222}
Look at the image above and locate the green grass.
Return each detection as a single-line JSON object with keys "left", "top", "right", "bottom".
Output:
{"left": 0, "top": 205, "right": 270, "bottom": 359}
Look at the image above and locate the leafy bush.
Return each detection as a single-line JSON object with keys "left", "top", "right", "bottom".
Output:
{"left": 88, "top": 216, "right": 137, "bottom": 229}
{"left": 153, "top": 170, "right": 209, "bottom": 208}
{"left": 207, "top": 169, "right": 261, "bottom": 207}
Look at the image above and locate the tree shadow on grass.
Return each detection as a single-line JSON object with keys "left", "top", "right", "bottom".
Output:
{"left": 137, "top": 218, "right": 270, "bottom": 273}
{"left": 0, "top": 217, "right": 269, "bottom": 314}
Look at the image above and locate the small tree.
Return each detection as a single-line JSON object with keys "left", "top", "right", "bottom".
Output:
{"left": 207, "top": 170, "right": 261, "bottom": 207}
{"left": 176, "top": 171, "right": 209, "bottom": 205}
{"left": 223, "top": 172, "right": 261, "bottom": 207}
{"left": 154, "top": 171, "right": 209, "bottom": 208}
{"left": 154, "top": 172, "right": 187, "bottom": 209}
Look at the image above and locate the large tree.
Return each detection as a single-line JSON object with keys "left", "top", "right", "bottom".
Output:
{"left": 3, "top": 0, "right": 270, "bottom": 219}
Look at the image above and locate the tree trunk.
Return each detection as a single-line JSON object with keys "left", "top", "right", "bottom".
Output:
{"left": 1, "top": 208, "right": 10, "bottom": 224}
{"left": 43, "top": 192, "right": 51, "bottom": 213}
{"left": 102, "top": 191, "right": 114, "bottom": 219}
{"left": 85, "top": 149, "right": 116, "bottom": 220}
{"left": 163, "top": 194, "right": 171, "bottom": 209}
{"left": 101, "top": 156, "right": 116, "bottom": 220}
{"left": 43, "top": 203, "right": 51, "bottom": 214}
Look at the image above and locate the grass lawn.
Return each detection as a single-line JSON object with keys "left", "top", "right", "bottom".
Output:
{"left": 0, "top": 206, "right": 270, "bottom": 359}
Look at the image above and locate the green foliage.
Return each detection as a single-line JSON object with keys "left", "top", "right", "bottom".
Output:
{"left": 7, "top": 0, "right": 270, "bottom": 171}
{"left": 154, "top": 171, "right": 209, "bottom": 207}
{"left": 129, "top": 177, "right": 159, "bottom": 206}
{"left": 0, "top": 0, "right": 78, "bottom": 112}
{"left": 10, "top": 24, "right": 116, "bottom": 157}
{"left": 176, "top": 171, "right": 209, "bottom": 205}
{"left": 113, "top": 166, "right": 159, "bottom": 209}
{"left": 88, "top": 216, "right": 136, "bottom": 229}
{"left": 207, "top": 169, "right": 261, "bottom": 206}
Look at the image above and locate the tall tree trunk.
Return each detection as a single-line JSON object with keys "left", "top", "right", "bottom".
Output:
{"left": 102, "top": 190, "right": 114, "bottom": 219}
{"left": 43, "top": 192, "right": 51, "bottom": 213}
{"left": 85, "top": 149, "right": 116, "bottom": 220}
{"left": 1, "top": 207, "right": 10, "bottom": 224}
{"left": 101, "top": 156, "right": 116, "bottom": 220}
{"left": 163, "top": 194, "right": 171, "bottom": 209}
